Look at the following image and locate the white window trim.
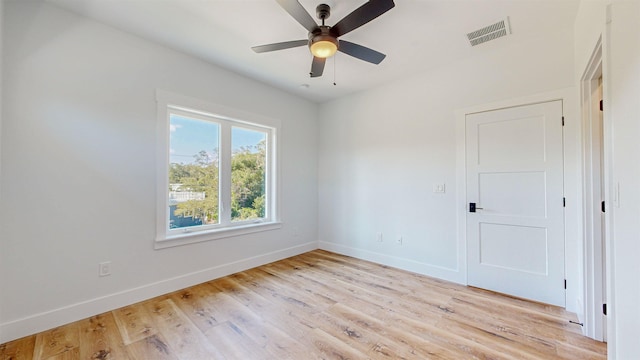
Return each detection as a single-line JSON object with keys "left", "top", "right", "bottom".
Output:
{"left": 155, "top": 90, "right": 281, "bottom": 249}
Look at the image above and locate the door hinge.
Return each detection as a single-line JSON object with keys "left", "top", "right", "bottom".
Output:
{"left": 600, "top": 100, "right": 603, "bottom": 112}
{"left": 564, "top": 279, "right": 567, "bottom": 289}
{"left": 603, "top": 303, "right": 607, "bottom": 315}
{"left": 601, "top": 201, "right": 606, "bottom": 213}
{"left": 562, "top": 116, "right": 565, "bottom": 126}
{"left": 563, "top": 198, "right": 566, "bottom": 207}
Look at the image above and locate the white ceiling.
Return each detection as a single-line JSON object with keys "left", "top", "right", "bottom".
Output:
{"left": 45, "top": 0, "right": 580, "bottom": 103}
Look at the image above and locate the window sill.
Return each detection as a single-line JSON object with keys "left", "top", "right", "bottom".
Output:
{"left": 154, "top": 221, "right": 282, "bottom": 249}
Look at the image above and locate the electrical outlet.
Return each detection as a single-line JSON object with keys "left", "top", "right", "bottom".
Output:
{"left": 376, "top": 232, "right": 383, "bottom": 242}
{"left": 99, "top": 261, "right": 111, "bottom": 277}
{"left": 396, "top": 236, "right": 403, "bottom": 245}
{"left": 433, "top": 184, "right": 446, "bottom": 193}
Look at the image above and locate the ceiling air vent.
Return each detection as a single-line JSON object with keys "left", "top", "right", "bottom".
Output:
{"left": 467, "top": 17, "right": 511, "bottom": 46}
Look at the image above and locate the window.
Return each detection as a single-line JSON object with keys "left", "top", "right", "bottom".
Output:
{"left": 156, "top": 91, "right": 280, "bottom": 248}
{"left": 231, "top": 126, "right": 267, "bottom": 222}
{"left": 169, "top": 112, "right": 221, "bottom": 229}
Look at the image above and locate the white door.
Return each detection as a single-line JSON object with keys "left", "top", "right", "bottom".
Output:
{"left": 466, "top": 100, "right": 565, "bottom": 306}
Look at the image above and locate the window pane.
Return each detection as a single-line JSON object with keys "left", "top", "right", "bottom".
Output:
{"left": 231, "top": 127, "right": 267, "bottom": 222}
{"left": 169, "top": 114, "right": 220, "bottom": 229}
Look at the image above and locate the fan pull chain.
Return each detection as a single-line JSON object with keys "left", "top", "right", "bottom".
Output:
{"left": 333, "top": 56, "right": 337, "bottom": 86}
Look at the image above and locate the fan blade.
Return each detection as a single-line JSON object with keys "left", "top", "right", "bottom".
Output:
{"left": 338, "top": 40, "right": 386, "bottom": 64}
{"left": 330, "top": 0, "right": 395, "bottom": 38}
{"left": 276, "top": 0, "right": 318, "bottom": 32}
{"left": 252, "top": 40, "right": 308, "bottom": 53}
{"left": 310, "top": 57, "right": 326, "bottom": 77}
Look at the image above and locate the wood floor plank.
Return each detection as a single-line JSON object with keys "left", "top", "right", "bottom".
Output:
{"left": 202, "top": 285, "right": 312, "bottom": 359}
{"left": 261, "top": 258, "right": 391, "bottom": 313}
{"left": 145, "top": 298, "right": 226, "bottom": 359}
{"left": 287, "top": 255, "right": 454, "bottom": 321}
{"left": 266, "top": 257, "right": 437, "bottom": 327}
{"left": 447, "top": 291, "right": 581, "bottom": 340}
{"left": 300, "top": 250, "right": 463, "bottom": 298}
{"left": 209, "top": 277, "right": 317, "bottom": 341}
{"left": 32, "top": 323, "right": 79, "bottom": 360}
{"left": 555, "top": 340, "right": 608, "bottom": 360}
{"left": 203, "top": 321, "right": 268, "bottom": 360}
{"left": 213, "top": 275, "right": 382, "bottom": 359}
{"left": 313, "top": 303, "right": 438, "bottom": 359}
{"left": 167, "top": 283, "right": 228, "bottom": 334}
{"left": 112, "top": 302, "right": 158, "bottom": 345}
{"left": 434, "top": 315, "right": 550, "bottom": 360}
{"left": 231, "top": 269, "right": 335, "bottom": 314}
{"left": 440, "top": 297, "right": 564, "bottom": 358}
{"left": 1, "top": 250, "right": 606, "bottom": 360}
{"left": 125, "top": 333, "right": 178, "bottom": 360}
{"left": 77, "top": 312, "right": 130, "bottom": 360}
{"left": 327, "top": 301, "right": 475, "bottom": 359}
{"left": 42, "top": 347, "right": 79, "bottom": 360}
{"left": 0, "top": 335, "right": 35, "bottom": 360}
{"left": 306, "top": 327, "right": 370, "bottom": 360}
{"left": 197, "top": 284, "right": 272, "bottom": 342}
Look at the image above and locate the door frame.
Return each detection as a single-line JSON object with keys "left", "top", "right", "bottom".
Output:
{"left": 455, "top": 88, "right": 580, "bottom": 313}
{"left": 580, "top": 37, "right": 609, "bottom": 341}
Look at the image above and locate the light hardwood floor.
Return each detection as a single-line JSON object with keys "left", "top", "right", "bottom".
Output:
{"left": 1, "top": 250, "right": 606, "bottom": 359}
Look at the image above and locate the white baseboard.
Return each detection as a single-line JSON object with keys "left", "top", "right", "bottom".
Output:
{"left": 0, "top": 241, "right": 317, "bottom": 344}
{"left": 318, "top": 241, "right": 465, "bottom": 285}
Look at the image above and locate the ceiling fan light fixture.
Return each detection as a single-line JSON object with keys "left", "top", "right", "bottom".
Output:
{"left": 252, "top": 0, "right": 395, "bottom": 77}
{"left": 310, "top": 36, "right": 338, "bottom": 58}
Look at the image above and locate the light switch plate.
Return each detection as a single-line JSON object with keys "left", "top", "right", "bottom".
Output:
{"left": 433, "top": 184, "right": 445, "bottom": 193}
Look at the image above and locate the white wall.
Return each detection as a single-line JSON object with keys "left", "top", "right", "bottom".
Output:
{"left": 605, "top": 2, "right": 639, "bottom": 358}
{"left": 318, "top": 16, "right": 583, "bottom": 308}
{"left": 606, "top": 2, "right": 640, "bottom": 356}
{"left": 575, "top": 1, "right": 640, "bottom": 358}
{"left": 0, "top": 1, "right": 318, "bottom": 343}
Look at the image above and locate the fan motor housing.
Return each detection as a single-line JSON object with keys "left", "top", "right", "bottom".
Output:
{"left": 308, "top": 26, "right": 338, "bottom": 49}
{"left": 316, "top": 4, "right": 330, "bottom": 20}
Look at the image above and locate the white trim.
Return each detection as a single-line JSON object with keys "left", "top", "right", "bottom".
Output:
{"left": 155, "top": 222, "right": 282, "bottom": 249}
{"left": 0, "top": 242, "right": 317, "bottom": 344}
{"left": 454, "top": 88, "right": 573, "bottom": 116}
{"left": 318, "top": 241, "right": 465, "bottom": 284}
{"left": 601, "top": 17, "right": 615, "bottom": 353}
{"left": 156, "top": 90, "right": 281, "bottom": 129}
{"left": 580, "top": 37, "right": 607, "bottom": 341}
{"left": 454, "top": 104, "right": 468, "bottom": 284}
{"left": 220, "top": 117, "right": 232, "bottom": 223}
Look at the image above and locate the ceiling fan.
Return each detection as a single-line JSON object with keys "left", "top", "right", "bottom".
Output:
{"left": 252, "top": 0, "right": 395, "bottom": 78}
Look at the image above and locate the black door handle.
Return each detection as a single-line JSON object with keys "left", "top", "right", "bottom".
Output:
{"left": 469, "top": 203, "right": 484, "bottom": 212}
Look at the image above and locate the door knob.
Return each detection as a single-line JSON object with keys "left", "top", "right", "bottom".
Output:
{"left": 469, "top": 203, "right": 484, "bottom": 212}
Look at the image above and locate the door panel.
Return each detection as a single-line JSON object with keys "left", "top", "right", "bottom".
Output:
{"left": 466, "top": 100, "right": 565, "bottom": 306}
{"left": 478, "top": 116, "right": 546, "bottom": 165}
{"left": 479, "top": 223, "right": 548, "bottom": 275}
{"left": 479, "top": 171, "right": 547, "bottom": 217}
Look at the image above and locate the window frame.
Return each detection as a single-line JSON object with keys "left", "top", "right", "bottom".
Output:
{"left": 155, "top": 90, "right": 281, "bottom": 249}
